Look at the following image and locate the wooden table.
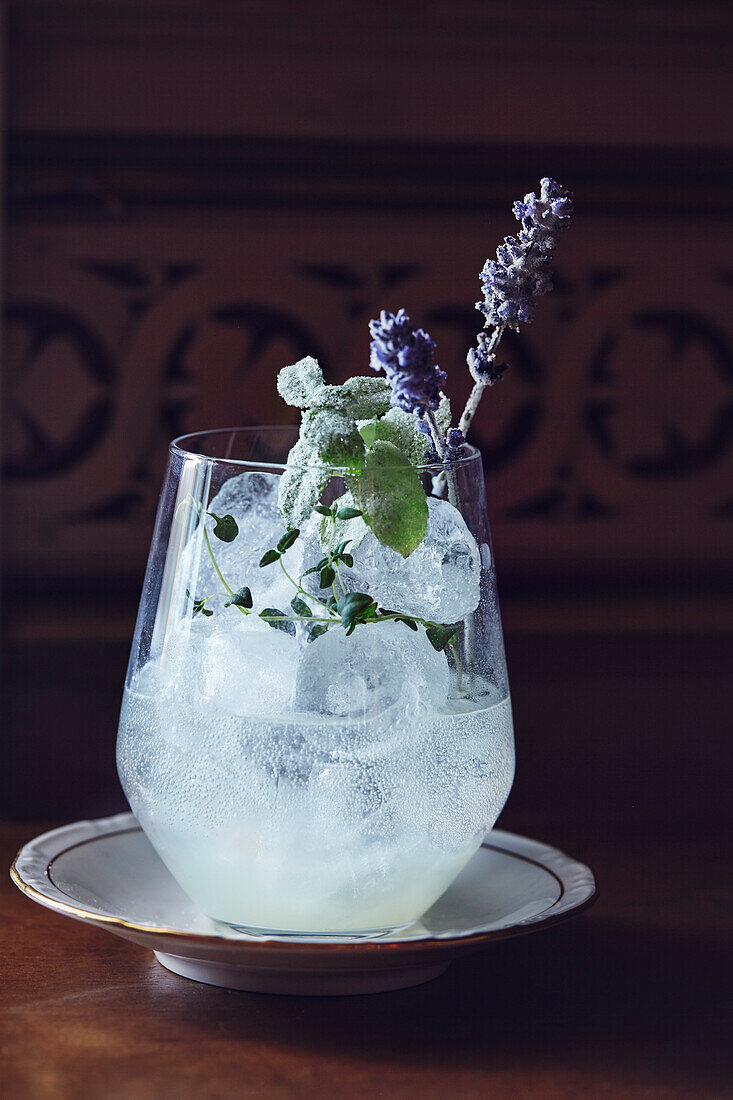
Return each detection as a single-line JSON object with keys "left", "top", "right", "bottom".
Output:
{"left": 2, "top": 820, "right": 730, "bottom": 1098}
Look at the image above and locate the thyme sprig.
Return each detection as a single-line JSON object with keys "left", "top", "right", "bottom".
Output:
{"left": 183, "top": 498, "right": 461, "bottom": 664}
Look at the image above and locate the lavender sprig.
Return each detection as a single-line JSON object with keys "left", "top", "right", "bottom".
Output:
{"left": 369, "top": 308, "right": 449, "bottom": 460}
{"left": 369, "top": 309, "right": 446, "bottom": 416}
{"left": 478, "top": 177, "right": 572, "bottom": 329}
{"left": 459, "top": 178, "right": 572, "bottom": 438}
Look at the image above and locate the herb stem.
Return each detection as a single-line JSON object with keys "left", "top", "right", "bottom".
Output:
{"left": 261, "top": 614, "right": 333, "bottom": 624}
{"left": 449, "top": 637, "right": 464, "bottom": 693}
{"left": 199, "top": 513, "right": 248, "bottom": 616}
{"left": 202, "top": 525, "right": 233, "bottom": 596}
{"left": 457, "top": 324, "right": 505, "bottom": 439}
{"left": 278, "top": 556, "right": 335, "bottom": 617}
{"left": 425, "top": 409, "right": 447, "bottom": 462}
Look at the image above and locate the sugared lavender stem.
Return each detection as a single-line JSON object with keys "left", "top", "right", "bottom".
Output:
{"left": 425, "top": 409, "right": 448, "bottom": 463}
{"left": 458, "top": 178, "right": 572, "bottom": 442}
{"left": 459, "top": 327, "right": 509, "bottom": 437}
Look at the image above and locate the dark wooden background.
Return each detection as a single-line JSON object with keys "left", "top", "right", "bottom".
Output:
{"left": 2, "top": 5, "right": 733, "bottom": 1097}
{"left": 3, "top": 0, "right": 732, "bottom": 840}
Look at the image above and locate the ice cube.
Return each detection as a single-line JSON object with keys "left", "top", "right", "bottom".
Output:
{"left": 293, "top": 620, "right": 449, "bottom": 719}
{"left": 300, "top": 498, "right": 481, "bottom": 624}
{"left": 162, "top": 612, "right": 299, "bottom": 718}
{"left": 184, "top": 471, "right": 306, "bottom": 612}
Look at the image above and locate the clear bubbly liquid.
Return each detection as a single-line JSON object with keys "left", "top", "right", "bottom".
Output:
{"left": 117, "top": 669, "right": 515, "bottom": 934}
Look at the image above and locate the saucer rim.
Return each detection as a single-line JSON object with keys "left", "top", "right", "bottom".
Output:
{"left": 10, "top": 812, "right": 597, "bottom": 955}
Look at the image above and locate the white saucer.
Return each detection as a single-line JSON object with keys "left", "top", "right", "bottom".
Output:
{"left": 11, "top": 813, "right": 596, "bottom": 995}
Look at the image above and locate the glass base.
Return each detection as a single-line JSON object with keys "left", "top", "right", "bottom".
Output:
{"left": 215, "top": 919, "right": 414, "bottom": 942}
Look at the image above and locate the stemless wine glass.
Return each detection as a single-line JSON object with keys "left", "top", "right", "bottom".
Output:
{"left": 117, "top": 427, "right": 515, "bottom": 937}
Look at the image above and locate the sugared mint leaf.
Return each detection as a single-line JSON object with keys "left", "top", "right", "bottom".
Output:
{"left": 317, "top": 376, "right": 391, "bottom": 419}
{"left": 277, "top": 356, "right": 325, "bottom": 408}
{"left": 358, "top": 440, "right": 428, "bottom": 558}
{"left": 301, "top": 409, "right": 365, "bottom": 468}
{"left": 278, "top": 437, "right": 330, "bottom": 528}
{"left": 359, "top": 407, "right": 426, "bottom": 466}
{"left": 207, "top": 512, "right": 239, "bottom": 543}
{"left": 358, "top": 420, "right": 378, "bottom": 448}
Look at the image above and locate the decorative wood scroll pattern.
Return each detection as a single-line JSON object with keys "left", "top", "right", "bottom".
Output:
{"left": 4, "top": 191, "right": 732, "bottom": 587}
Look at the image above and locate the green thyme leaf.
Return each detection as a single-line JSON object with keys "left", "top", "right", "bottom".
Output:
{"left": 224, "top": 586, "right": 253, "bottom": 609}
{"left": 259, "top": 549, "right": 280, "bottom": 567}
{"left": 290, "top": 595, "right": 311, "bottom": 618}
{"left": 207, "top": 512, "right": 239, "bottom": 543}
{"left": 319, "top": 564, "right": 335, "bottom": 588}
{"left": 189, "top": 591, "right": 211, "bottom": 616}
{"left": 302, "top": 556, "right": 331, "bottom": 579}
{"left": 201, "top": 608, "right": 214, "bottom": 617}
{"left": 313, "top": 504, "right": 332, "bottom": 517}
{"left": 336, "top": 506, "right": 362, "bottom": 520}
{"left": 340, "top": 553, "right": 354, "bottom": 568}
{"left": 319, "top": 490, "right": 369, "bottom": 553}
{"left": 337, "top": 592, "right": 376, "bottom": 631}
{"left": 426, "top": 624, "right": 459, "bottom": 652}
{"left": 260, "top": 608, "right": 296, "bottom": 637}
{"left": 307, "top": 622, "right": 330, "bottom": 643}
{"left": 277, "top": 528, "right": 300, "bottom": 552}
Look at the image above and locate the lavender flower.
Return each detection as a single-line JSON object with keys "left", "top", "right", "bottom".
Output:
{"left": 457, "top": 179, "right": 572, "bottom": 442}
{"left": 477, "top": 178, "right": 572, "bottom": 331}
{"left": 369, "top": 309, "right": 446, "bottom": 416}
{"left": 445, "top": 428, "right": 465, "bottom": 461}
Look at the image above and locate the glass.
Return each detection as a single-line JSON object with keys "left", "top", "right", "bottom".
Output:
{"left": 117, "top": 427, "right": 515, "bottom": 938}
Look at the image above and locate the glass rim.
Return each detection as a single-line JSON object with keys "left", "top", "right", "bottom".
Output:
{"left": 170, "top": 425, "right": 482, "bottom": 474}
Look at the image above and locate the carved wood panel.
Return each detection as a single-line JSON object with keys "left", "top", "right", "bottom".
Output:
{"left": 4, "top": 206, "right": 732, "bottom": 586}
